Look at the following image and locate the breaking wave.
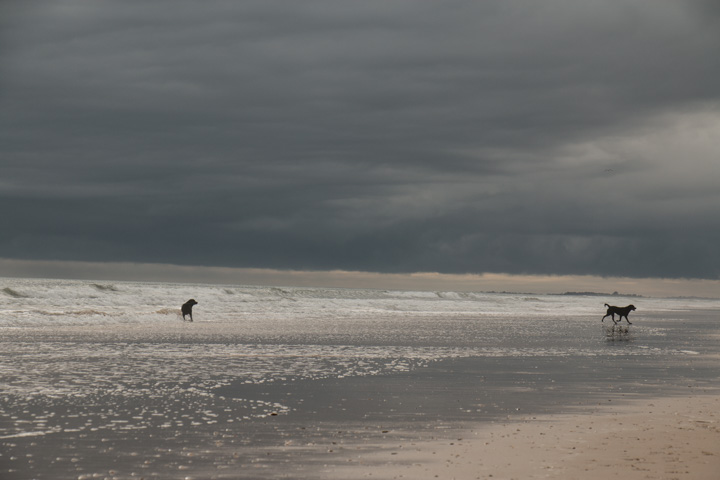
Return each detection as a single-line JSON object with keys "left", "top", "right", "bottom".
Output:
{"left": 2, "top": 287, "right": 28, "bottom": 298}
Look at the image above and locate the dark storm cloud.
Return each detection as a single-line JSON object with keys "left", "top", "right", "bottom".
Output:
{"left": 2, "top": 0, "right": 720, "bottom": 279}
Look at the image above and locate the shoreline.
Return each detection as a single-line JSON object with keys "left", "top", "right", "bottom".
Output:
{"left": 2, "top": 359, "right": 718, "bottom": 479}
{"left": 3, "top": 280, "right": 719, "bottom": 480}
{"left": 312, "top": 392, "right": 720, "bottom": 480}
{"left": 205, "top": 352, "right": 720, "bottom": 480}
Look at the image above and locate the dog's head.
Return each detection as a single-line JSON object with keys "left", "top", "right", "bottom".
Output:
{"left": 185, "top": 299, "right": 198, "bottom": 307}
{"left": 628, "top": 304, "right": 636, "bottom": 311}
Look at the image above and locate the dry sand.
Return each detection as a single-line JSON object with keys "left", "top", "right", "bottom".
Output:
{"left": 314, "top": 394, "right": 720, "bottom": 480}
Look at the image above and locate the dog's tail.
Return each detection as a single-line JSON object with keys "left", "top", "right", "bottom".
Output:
{"left": 604, "top": 303, "right": 610, "bottom": 308}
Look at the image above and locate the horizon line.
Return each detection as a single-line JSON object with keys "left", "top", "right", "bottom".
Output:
{"left": 2, "top": 257, "right": 719, "bottom": 299}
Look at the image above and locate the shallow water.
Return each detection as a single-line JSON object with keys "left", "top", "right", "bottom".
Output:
{"left": 1, "top": 277, "right": 718, "bottom": 479}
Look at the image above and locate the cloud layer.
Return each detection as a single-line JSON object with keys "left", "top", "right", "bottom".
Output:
{"left": 2, "top": 0, "right": 720, "bottom": 279}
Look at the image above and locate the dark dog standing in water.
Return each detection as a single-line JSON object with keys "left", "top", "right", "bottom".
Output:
{"left": 602, "top": 303, "right": 636, "bottom": 324}
{"left": 181, "top": 299, "right": 198, "bottom": 322}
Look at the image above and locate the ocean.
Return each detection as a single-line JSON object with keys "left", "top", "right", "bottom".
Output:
{"left": 1, "top": 277, "right": 718, "bottom": 479}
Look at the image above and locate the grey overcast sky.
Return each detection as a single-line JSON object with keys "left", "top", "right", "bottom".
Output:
{"left": 2, "top": 0, "right": 720, "bottom": 286}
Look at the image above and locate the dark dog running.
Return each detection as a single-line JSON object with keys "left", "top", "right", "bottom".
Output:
{"left": 602, "top": 303, "right": 635, "bottom": 324}
{"left": 181, "top": 299, "right": 198, "bottom": 322}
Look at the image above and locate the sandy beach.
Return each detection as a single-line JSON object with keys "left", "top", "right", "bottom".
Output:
{"left": 2, "top": 279, "right": 720, "bottom": 479}
{"left": 315, "top": 393, "right": 720, "bottom": 480}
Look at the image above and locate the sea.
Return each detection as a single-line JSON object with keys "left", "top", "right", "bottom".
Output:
{"left": 1, "top": 277, "right": 719, "bottom": 479}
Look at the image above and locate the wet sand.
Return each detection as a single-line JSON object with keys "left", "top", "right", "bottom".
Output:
{"left": 317, "top": 393, "right": 720, "bottom": 480}
{"left": 202, "top": 354, "right": 720, "bottom": 480}
{"left": 2, "top": 297, "right": 720, "bottom": 479}
{"left": 3, "top": 352, "right": 719, "bottom": 479}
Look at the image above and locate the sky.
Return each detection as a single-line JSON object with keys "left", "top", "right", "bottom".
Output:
{"left": 2, "top": 1, "right": 720, "bottom": 295}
